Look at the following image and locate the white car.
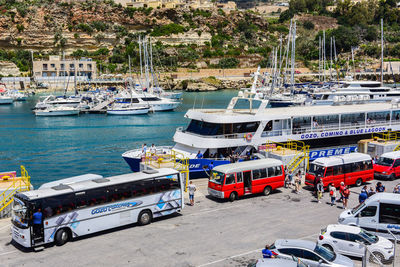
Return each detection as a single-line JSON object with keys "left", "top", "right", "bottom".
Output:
{"left": 318, "top": 224, "right": 394, "bottom": 263}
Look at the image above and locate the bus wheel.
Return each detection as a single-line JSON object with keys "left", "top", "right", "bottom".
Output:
{"left": 229, "top": 192, "right": 237, "bottom": 202}
{"left": 55, "top": 228, "right": 69, "bottom": 246}
{"left": 263, "top": 186, "right": 272, "bottom": 196}
{"left": 138, "top": 210, "right": 152, "bottom": 226}
{"left": 355, "top": 178, "right": 363, "bottom": 187}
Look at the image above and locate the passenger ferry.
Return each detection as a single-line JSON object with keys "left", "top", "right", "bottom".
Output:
{"left": 123, "top": 91, "right": 400, "bottom": 177}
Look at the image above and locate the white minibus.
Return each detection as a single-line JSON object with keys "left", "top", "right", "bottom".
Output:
{"left": 338, "top": 193, "right": 400, "bottom": 240}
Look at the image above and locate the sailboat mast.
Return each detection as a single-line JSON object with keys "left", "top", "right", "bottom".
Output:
{"left": 139, "top": 36, "right": 144, "bottom": 89}
{"left": 290, "top": 21, "right": 296, "bottom": 89}
{"left": 381, "top": 18, "right": 384, "bottom": 84}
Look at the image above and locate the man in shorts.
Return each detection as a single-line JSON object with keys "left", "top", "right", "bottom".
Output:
{"left": 188, "top": 181, "right": 197, "bottom": 206}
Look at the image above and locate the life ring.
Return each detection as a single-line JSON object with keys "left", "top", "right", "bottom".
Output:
{"left": 246, "top": 133, "right": 252, "bottom": 141}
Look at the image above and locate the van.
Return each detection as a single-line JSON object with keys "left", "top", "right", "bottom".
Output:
{"left": 338, "top": 193, "right": 400, "bottom": 240}
{"left": 208, "top": 159, "right": 285, "bottom": 202}
{"left": 305, "top": 153, "right": 374, "bottom": 188}
{"left": 373, "top": 151, "right": 400, "bottom": 180}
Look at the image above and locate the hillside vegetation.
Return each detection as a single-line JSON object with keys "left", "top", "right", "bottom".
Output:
{"left": 0, "top": 0, "right": 399, "bottom": 75}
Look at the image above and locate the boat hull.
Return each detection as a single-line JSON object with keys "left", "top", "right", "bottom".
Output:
{"left": 0, "top": 98, "right": 13, "bottom": 104}
{"left": 107, "top": 108, "right": 149, "bottom": 115}
{"left": 150, "top": 102, "right": 180, "bottom": 112}
{"left": 35, "top": 110, "right": 80, "bottom": 116}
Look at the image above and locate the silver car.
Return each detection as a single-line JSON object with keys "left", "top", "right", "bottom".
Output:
{"left": 253, "top": 256, "right": 309, "bottom": 267}
{"left": 270, "top": 239, "right": 354, "bottom": 267}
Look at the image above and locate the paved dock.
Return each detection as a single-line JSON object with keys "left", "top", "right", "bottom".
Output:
{"left": 0, "top": 178, "right": 398, "bottom": 266}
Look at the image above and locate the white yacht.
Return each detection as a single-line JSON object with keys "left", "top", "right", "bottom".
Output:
{"left": 0, "top": 95, "right": 13, "bottom": 104}
{"left": 34, "top": 106, "right": 80, "bottom": 116}
{"left": 107, "top": 103, "right": 149, "bottom": 115}
{"left": 115, "top": 91, "right": 179, "bottom": 112}
{"left": 123, "top": 90, "right": 400, "bottom": 176}
{"left": 34, "top": 95, "right": 82, "bottom": 109}
{"left": 7, "top": 90, "right": 28, "bottom": 101}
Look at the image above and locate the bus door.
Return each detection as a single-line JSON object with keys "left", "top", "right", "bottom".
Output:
{"left": 323, "top": 166, "right": 334, "bottom": 187}
{"left": 243, "top": 170, "right": 252, "bottom": 194}
{"left": 224, "top": 173, "right": 236, "bottom": 197}
{"left": 235, "top": 172, "right": 244, "bottom": 196}
{"left": 31, "top": 203, "right": 44, "bottom": 245}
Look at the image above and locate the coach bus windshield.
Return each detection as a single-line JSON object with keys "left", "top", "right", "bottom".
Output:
{"left": 210, "top": 171, "right": 225, "bottom": 184}
{"left": 12, "top": 196, "right": 30, "bottom": 229}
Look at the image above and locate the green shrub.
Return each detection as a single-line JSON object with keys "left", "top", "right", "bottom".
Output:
{"left": 150, "top": 23, "right": 184, "bottom": 36}
{"left": 218, "top": 57, "right": 240, "bottom": 68}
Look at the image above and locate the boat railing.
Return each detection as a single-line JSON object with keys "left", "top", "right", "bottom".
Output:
{"left": 176, "top": 127, "right": 256, "bottom": 140}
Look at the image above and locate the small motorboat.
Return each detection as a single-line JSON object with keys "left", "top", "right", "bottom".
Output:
{"left": 34, "top": 106, "right": 80, "bottom": 116}
{"left": 107, "top": 103, "right": 149, "bottom": 115}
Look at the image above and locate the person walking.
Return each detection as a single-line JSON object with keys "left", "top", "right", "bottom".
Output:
{"left": 284, "top": 166, "right": 289, "bottom": 188}
{"left": 359, "top": 189, "right": 368, "bottom": 204}
{"left": 314, "top": 175, "right": 322, "bottom": 196}
{"left": 339, "top": 182, "right": 345, "bottom": 202}
{"left": 376, "top": 182, "right": 386, "bottom": 192}
{"left": 150, "top": 144, "right": 156, "bottom": 156}
{"left": 317, "top": 180, "right": 324, "bottom": 203}
{"left": 329, "top": 183, "right": 337, "bottom": 206}
{"left": 342, "top": 186, "right": 350, "bottom": 209}
{"left": 368, "top": 187, "right": 376, "bottom": 197}
{"left": 188, "top": 181, "right": 197, "bottom": 206}
{"left": 294, "top": 170, "right": 302, "bottom": 193}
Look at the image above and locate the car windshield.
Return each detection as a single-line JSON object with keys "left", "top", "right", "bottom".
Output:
{"left": 376, "top": 157, "right": 394, "bottom": 166}
{"left": 351, "top": 202, "right": 365, "bottom": 215}
{"left": 12, "top": 196, "right": 29, "bottom": 228}
{"left": 360, "top": 229, "right": 378, "bottom": 244}
{"left": 314, "top": 244, "right": 336, "bottom": 262}
{"left": 308, "top": 163, "right": 324, "bottom": 176}
{"left": 210, "top": 171, "right": 225, "bottom": 185}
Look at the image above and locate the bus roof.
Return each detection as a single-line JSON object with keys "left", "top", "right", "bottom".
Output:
{"left": 17, "top": 168, "right": 179, "bottom": 201}
{"left": 379, "top": 150, "right": 400, "bottom": 160}
{"left": 311, "top": 153, "right": 372, "bottom": 167}
{"left": 212, "top": 158, "right": 283, "bottom": 174}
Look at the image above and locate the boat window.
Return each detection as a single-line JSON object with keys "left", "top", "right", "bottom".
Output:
{"left": 314, "top": 115, "right": 339, "bottom": 126}
{"left": 141, "top": 97, "right": 160, "bottom": 101}
{"left": 367, "top": 111, "right": 390, "bottom": 122}
{"left": 341, "top": 113, "right": 365, "bottom": 125}
{"left": 186, "top": 120, "right": 260, "bottom": 135}
{"left": 360, "top": 83, "right": 381, "bottom": 88}
{"left": 293, "top": 116, "right": 311, "bottom": 128}
{"left": 263, "top": 121, "right": 272, "bottom": 132}
{"left": 393, "top": 110, "right": 400, "bottom": 121}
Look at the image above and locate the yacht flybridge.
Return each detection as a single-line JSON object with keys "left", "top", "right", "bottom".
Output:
{"left": 122, "top": 90, "right": 400, "bottom": 176}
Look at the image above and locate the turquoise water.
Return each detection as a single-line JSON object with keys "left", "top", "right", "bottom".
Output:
{"left": 0, "top": 90, "right": 238, "bottom": 188}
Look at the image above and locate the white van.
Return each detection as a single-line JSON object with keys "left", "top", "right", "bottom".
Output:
{"left": 338, "top": 193, "right": 400, "bottom": 240}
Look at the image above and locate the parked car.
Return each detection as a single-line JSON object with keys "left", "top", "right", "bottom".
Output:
{"left": 252, "top": 257, "right": 308, "bottom": 267}
{"left": 270, "top": 239, "right": 354, "bottom": 267}
{"left": 318, "top": 224, "right": 394, "bottom": 263}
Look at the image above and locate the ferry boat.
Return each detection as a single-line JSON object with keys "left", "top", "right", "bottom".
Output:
{"left": 122, "top": 90, "right": 400, "bottom": 177}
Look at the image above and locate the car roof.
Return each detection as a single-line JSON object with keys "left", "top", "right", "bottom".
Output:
{"left": 274, "top": 239, "right": 316, "bottom": 251}
{"left": 212, "top": 158, "right": 283, "bottom": 174}
{"left": 379, "top": 150, "right": 400, "bottom": 160}
{"left": 327, "top": 224, "right": 361, "bottom": 234}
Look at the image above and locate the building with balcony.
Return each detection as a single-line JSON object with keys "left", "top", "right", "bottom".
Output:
{"left": 33, "top": 55, "right": 97, "bottom": 79}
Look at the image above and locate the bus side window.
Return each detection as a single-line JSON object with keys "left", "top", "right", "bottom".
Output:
{"left": 225, "top": 173, "right": 235, "bottom": 185}
{"left": 236, "top": 172, "right": 243, "bottom": 183}
{"left": 169, "top": 174, "right": 180, "bottom": 190}
{"left": 360, "top": 206, "right": 377, "bottom": 217}
{"left": 267, "top": 167, "right": 275, "bottom": 177}
{"left": 75, "top": 192, "right": 87, "bottom": 209}
{"left": 379, "top": 203, "right": 400, "bottom": 224}
{"left": 275, "top": 166, "right": 282, "bottom": 176}
{"left": 87, "top": 188, "right": 107, "bottom": 206}
{"left": 252, "top": 169, "right": 261, "bottom": 180}
{"left": 344, "top": 163, "right": 352, "bottom": 173}
{"left": 333, "top": 165, "right": 342, "bottom": 175}
{"left": 325, "top": 167, "right": 333, "bottom": 177}
{"left": 259, "top": 168, "right": 267, "bottom": 178}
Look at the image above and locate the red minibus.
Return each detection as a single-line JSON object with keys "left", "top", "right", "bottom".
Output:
{"left": 373, "top": 151, "right": 400, "bottom": 180}
{"left": 305, "top": 152, "right": 374, "bottom": 188}
{"left": 207, "top": 159, "right": 285, "bottom": 201}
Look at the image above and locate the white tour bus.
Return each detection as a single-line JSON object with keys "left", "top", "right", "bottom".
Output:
{"left": 338, "top": 193, "right": 400, "bottom": 240}
{"left": 12, "top": 168, "right": 184, "bottom": 248}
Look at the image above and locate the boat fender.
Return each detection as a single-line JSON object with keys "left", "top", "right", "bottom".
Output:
{"left": 245, "top": 133, "right": 252, "bottom": 141}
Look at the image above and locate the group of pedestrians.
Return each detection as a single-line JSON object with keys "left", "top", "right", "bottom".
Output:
{"left": 284, "top": 168, "right": 303, "bottom": 194}
{"left": 313, "top": 177, "right": 351, "bottom": 209}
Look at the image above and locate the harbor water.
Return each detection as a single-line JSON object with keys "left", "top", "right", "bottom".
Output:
{"left": 0, "top": 90, "right": 238, "bottom": 188}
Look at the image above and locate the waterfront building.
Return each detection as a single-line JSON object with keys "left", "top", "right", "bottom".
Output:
{"left": 32, "top": 55, "right": 97, "bottom": 79}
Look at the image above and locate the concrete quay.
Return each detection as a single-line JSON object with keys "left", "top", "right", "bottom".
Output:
{"left": 0, "top": 178, "right": 398, "bottom": 266}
